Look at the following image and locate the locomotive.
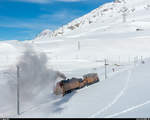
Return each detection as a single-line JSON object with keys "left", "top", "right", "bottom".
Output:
{"left": 54, "top": 73, "right": 99, "bottom": 96}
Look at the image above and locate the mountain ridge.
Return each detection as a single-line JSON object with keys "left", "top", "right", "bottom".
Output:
{"left": 34, "top": 0, "right": 150, "bottom": 40}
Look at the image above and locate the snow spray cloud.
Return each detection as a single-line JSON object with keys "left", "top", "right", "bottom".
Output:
{"left": 18, "top": 47, "right": 58, "bottom": 101}
{"left": 7, "top": 45, "right": 64, "bottom": 104}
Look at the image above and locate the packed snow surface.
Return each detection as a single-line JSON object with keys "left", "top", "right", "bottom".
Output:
{"left": 0, "top": 0, "right": 150, "bottom": 118}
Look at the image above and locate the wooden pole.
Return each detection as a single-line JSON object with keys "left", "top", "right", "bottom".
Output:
{"left": 141, "top": 56, "right": 143, "bottom": 62}
{"left": 104, "top": 59, "right": 107, "bottom": 80}
{"left": 128, "top": 56, "right": 130, "bottom": 64}
{"left": 123, "top": 13, "right": 126, "bottom": 23}
{"left": 78, "top": 40, "right": 80, "bottom": 51}
{"left": 62, "top": 25, "right": 64, "bottom": 35}
{"left": 118, "top": 56, "right": 120, "bottom": 65}
{"left": 17, "top": 66, "right": 20, "bottom": 115}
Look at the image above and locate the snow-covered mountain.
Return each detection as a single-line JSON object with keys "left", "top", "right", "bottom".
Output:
{"left": 30, "top": 0, "right": 150, "bottom": 61}
{"left": 34, "top": 29, "right": 52, "bottom": 41}
{"left": 35, "top": 0, "right": 150, "bottom": 40}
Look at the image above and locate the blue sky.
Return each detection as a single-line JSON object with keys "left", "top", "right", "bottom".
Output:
{"left": 0, "top": 0, "right": 114, "bottom": 41}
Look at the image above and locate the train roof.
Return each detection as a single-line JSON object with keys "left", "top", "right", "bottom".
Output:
{"left": 83, "top": 73, "right": 98, "bottom": 78}
{"left": 61, "top": 78, "right": 83, "bottom": 83}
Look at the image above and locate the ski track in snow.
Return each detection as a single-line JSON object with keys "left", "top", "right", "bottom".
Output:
{"left": 20, "top": 65, "right": 132, "bottom": 117}
{"left": 89, "top": 67, "right": 133, "bottom": 118}
{"left": 8, "top": 96, "right": 62, "bottom": 118}
{"left": 0, "top": 64, "right": 129, "bottom": 118}
{"left": 105, "top": 100, "right": 150, "bottom": 118}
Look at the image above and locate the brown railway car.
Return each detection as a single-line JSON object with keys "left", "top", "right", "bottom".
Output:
{"left": 53, "top": 82, "right": 63, "bottom": 95}
{"left": 79, "top": 79, "right": 87, "bottom": 88}
{"left": 83, "top": 73, "right": 99, "bottom": 86}
{"left": 54, "top": 78, "right": 83, "bottom": 96}
{"left": 54, "top": 73, "right": 99, "bottom": 96}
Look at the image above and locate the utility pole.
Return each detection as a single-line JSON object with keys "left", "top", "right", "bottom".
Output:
{"left": 104, "top": 59, "right": 107, "bottom": 80}
{"left": 122, "top": 11, "right": 127, "bottom": 23}
{"left": 118, "top": 56, "right": 121, "bottom": 65}
{"left": 128, "top": 56, "right": 130, "bottom": 64}
{"left": 78, "top": 40, "right": 80, "bottom": 51}
{"left": 134, "top": 56, "right": 136, "bottom": 66}
{"left": 17, "top": 66, "right": 20, "bottom": 115}
{"left": 134, "top": 56, "right": 138, "bottom": 66}
{"left": 62, "top": 25, "right": 64, "bottom": 35}
{"left": 121, "top": 0, "right": 128, "bottom": 23}
{"left": 123, "top": 14, "right": 126, "bottom": 23}
{"left": 76, "top": 40, "right": 80, "bottom": 59}
{"left": 141, "top": 56, "right": 143, "bottom": 62}
{"left": 97, "top": 10, "right": 99, "bottom": 16}
{"left": 122, "top": 7, "right": 127, "bottom": 23}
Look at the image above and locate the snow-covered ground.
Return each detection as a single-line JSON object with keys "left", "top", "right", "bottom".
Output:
{"left": 0, "top": 0, "right": 150, "bottom": 118}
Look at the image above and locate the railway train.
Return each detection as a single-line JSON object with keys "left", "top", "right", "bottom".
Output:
{"left": 53, "top": 73, "right": 99, "bottom": 96}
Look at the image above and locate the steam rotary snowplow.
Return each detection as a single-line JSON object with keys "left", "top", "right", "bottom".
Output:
{"left": 54, "top": 73, "right": 99, "bottom": 96}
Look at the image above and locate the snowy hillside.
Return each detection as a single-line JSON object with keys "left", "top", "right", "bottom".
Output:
{"left": 1, "top": 54, "right": 150, "bottom": 118}
{"left": 32, "top": 0, "right": 150, "bottom": 60}
{"left": 19, "top": 60, "right": 150, "bottom": 118}
{"left": 31, "top": 0, "right": 150, "bottom": 67}
{"left": 0, "top": 0, "right": 150, "bottom": 118}
{"left": 35, "top": 0, "right": 150, "bottom": 39}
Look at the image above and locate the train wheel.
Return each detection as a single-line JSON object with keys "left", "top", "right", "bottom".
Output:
{"left": 64, "top": 90, "right": 72, "bottom": 95}
{"left": 68, "top": 90, "right": 72, "bottom": 93}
